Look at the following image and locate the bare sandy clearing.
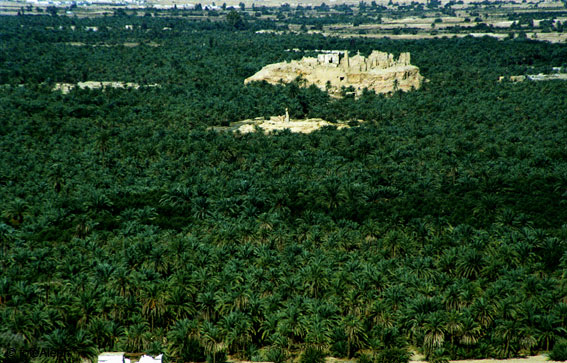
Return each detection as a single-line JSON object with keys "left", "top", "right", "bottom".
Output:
{"left": 53, "top": 81, "right": 159, "bottom": 94}
{"left": 64, "top": 42, "right": 160, "bottom": 47}
{"left": 526, "top": 32, "right": 567, "bottom": 43}
{"left": 235, "top": 117, "right": 353, "bottom": 134}
{"left": 210, "top": 116, "right": 361, "bottom": 134}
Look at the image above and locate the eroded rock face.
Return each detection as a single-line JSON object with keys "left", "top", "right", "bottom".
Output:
{"left": 244, "top": 50, "right": 424, "bottom": 97}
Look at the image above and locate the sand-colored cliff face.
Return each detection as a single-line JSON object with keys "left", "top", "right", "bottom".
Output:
{"left": 244, "top": 50, "right": 424, "bottom": 97}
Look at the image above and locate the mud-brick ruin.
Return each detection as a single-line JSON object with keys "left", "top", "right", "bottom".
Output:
{"left": 244, "top": 50, "right": 424, "bottom": 97}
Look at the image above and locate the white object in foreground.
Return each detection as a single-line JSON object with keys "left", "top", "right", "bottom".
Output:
{"left": 98, "top": 352, "right": 131, "bottom": 363}
{"left": 139, "top": 354, "right": 163, "bottom": 363}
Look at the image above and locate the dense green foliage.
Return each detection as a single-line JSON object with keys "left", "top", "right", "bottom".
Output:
{"left": 2, "top": 13, "right": 567, "bottom": 363}
{"left": 549, "top": 341, "right": 567, "bottom": 361}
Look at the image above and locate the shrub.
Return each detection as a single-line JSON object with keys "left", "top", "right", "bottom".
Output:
{"left": 330, "top": 340, "right": 348, "bottom": 358}
{"left": 427, "top": 348, "right": 450, "bottom": 363}
{"left": 299, "top": 347, "right": 326, "bottom": 363}
{"left": 206, "top": 351, "right": 227, "bottom": 363}
{"left": 243, "top": 344, "right": 259, "bottom": 361}
{"left": 182, "top": 338, "right": 206, "bottom": 362}
{"left": 549, "top": 341, "right": 567, "bottom": 361}
{"left": 375, "top": 348, "right": 410, "bottom": 363}
{"left": 265, "top": 347, "right": 288, "bottom": 363}
{"left": 357, "top": 353, "right": 374, "bottom": 363}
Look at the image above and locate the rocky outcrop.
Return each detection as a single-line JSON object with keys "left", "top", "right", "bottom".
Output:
{"left": 244, "top": 50, "right": 424, "bottom": 97}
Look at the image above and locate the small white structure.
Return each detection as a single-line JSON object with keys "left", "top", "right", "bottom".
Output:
{"left": 98, "top": 352, "right": 131, "bottom": 363}
{"left": 139, "top": 354, "right": 163, "bottom": 363}
{"left": 317, "top": 53, "right": 340, "bottom": 65}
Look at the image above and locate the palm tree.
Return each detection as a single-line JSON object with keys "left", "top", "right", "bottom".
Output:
{"left": 219, "top": 311, "right": 253, "bottom": 355}
{"left": 83, "top": 190, "right": 113, "bottom": 217}
{"left": 471, "top": 297, "right": 496, "bottom": 328}
{"left": 423, "top": 312, "right": 447, "bottom": 354}
{"left": 3, "top": 310, "right": 35, "bottom": 349}
{"left": 165, "top": 286, "right": 195, "bottom": 322}
{"left": 260, "top": 313, "right": 280, "bottom": 344}
{"left": 497, "top": 297, "right": 518, "bottom": 321}
{"left": 518, "top": 326, "right": 538, "bottom": 355}
{"left": 192, "top": 197, "right": 210, "bottom": 220}
{"left": 77, "top": 290, "right": 100, "bottom": 327}
{"left": 124, "top": 319, "right": 150, "bottom": 353}
{"left": 301, "top": 263, "right": 328, "bottom": 298}
{"left": 94, "top": 128, "right": 111, "bottom": 163}
{"left": 88, "top": 317, "right": 114, "bottom": 351}
{"left": 278, "top": 275, "right": 301, "bottom": 300}
{"left": 381, "top": 229, "right": 409, "bottom": 258}
{"left": 47, "top": 162, "right": 65, "bottom": 193}
{"left": 40, "top": 329, "right": 98, "bottom": 363}
{"left": 141, "top": 283, "right": 168, "bottom": 329}
{"left": 197, "top": 290, "right": 218, "bottom": 322}
{"left": 494, "top": 319, "right": 520, "bottom": 358}
{"left": 320, "top": 177, "right": 346, "bottom": 212}
{"left": 444, "top": 310, "right": 463, "bottom": 346}
{"left": 199, "top": 321, "right": 226, "bottom": 363}
{"left": 73, "top": 215, "right": 98, "bottom": 239}
{"left": 382, "top": 285, "right": 407, "bottom": 311}
{"left": 0, "top": 223, "right": 15, "bottom": 258}
{"left": 537, "top": 314, "right": 565, "bottom": 351}
{"left": 342, "top": 314, "right": 366, "bottom": 358}
{"left": 459, "top": 314, "right": 481, "bottom": 346}
{"left": 553, "top": 302, "right": 567, "bottom": 329}
{"left": 456, "top": 247, "right": 484, "bottom": 279}
{"left": 167, "top": 319, "right": 203, "bottom": 363}
{"left": 369, "top": 300, "right": 396, "bottom": 330}
{"left": 442, "top": 284, "right": 462, "bottom": 311}
{"left": 160, "top": 185, "right": 193, "bottom": 214}
{"left": 111, "top": 265, "right": 135, "bottom": 298}
{"left": 2, "top": 198, "right": 29, "bottom": 226}
{"left": 108, "top": 295, "right": 127, "bottom": 322}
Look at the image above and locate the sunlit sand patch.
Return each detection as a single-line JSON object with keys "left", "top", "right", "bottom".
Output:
{"left": 211, "top": 114, "right": 362, "bottom": 134}
{"left": 53, "top": 81, "right": 159, "bottom": 94}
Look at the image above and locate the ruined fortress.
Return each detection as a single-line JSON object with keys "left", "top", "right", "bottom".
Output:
{"left": 244, "top": 50, "right": 424, "bottom": 97}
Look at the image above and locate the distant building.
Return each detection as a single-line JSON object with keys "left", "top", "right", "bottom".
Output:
{"left": 316, "top": 50, "right": 346, "bottom": 66}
